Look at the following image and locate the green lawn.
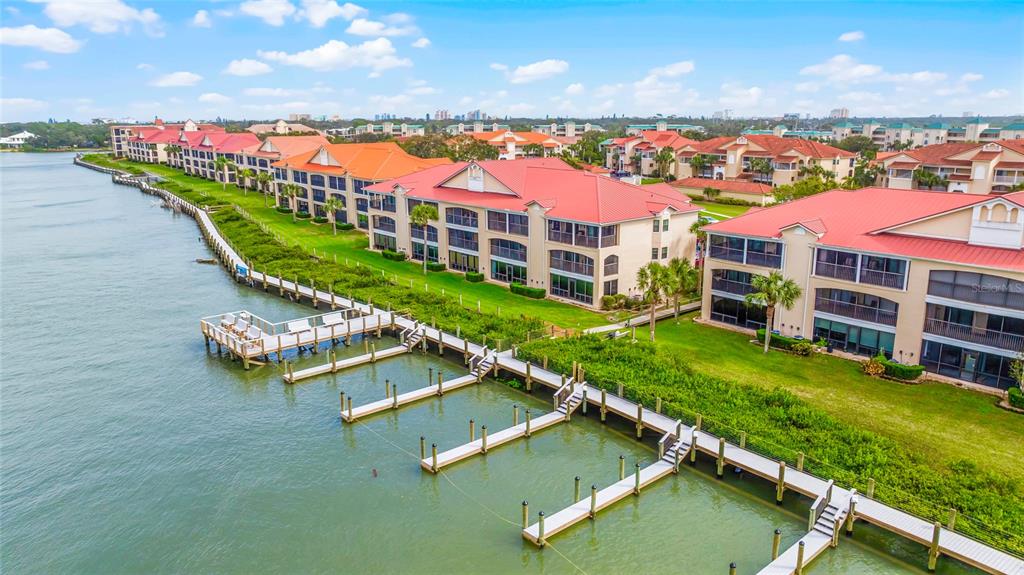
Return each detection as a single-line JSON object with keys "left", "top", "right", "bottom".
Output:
{"left": 691, "top": 201, "right": 753, "bottom": 219}
{"left": 643, "top": 314, "right": 1024, "bottom": 484}
{"left": 92, "top": 157, "right": 609, "bottom": 330}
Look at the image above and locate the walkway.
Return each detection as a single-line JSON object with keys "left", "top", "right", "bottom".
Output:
{"left": 283, "top": 344, "right": 408, "bottom": 383}
{"left": 340, "top": 374, "right": 479, "bottom": 423}
{"left": 422, "top": 411, "right": 566, "bottom": 472}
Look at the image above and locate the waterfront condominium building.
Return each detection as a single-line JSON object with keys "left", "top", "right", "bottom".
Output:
{"left": 701, "top": 187, "right": 1024, "bottom": 390}
{"left": 352, "top": 122, "right": 425, "bottom": 138}
{"left": 831, "top": 118, "right": 1024, "bottom": 150}
{"left": 625, "top": 121, "right": 704, "bottom": 136}
{"left": 602, "top": 130, "right": 698, "bottom": 176}
{"left": 362, "top": 158, "right": 701, "bottom": 308}
{"left": 246, "top": 119, "right": 320, "bottom": 136}
{"left": 177, "top": 132, "right": 262, "bottom": 184}
{"left": 531, "top": 121, "right": 604, "bottom": 138}
{"left": 235, "top": 135, "right": 329, "bottom": 180}
{"left": 877, "top": 140, "right": 1024, "bottom": 195}
{"left": 116, "top": 118, "right": 223, "bottom": 161}
{"left": 674, "top": 135, "right": 856, "bottom": 186}
{"left": 271, "top": 142, "right": 452, "bottom": 227}
{"left": 444, "top": 122, "right": 511, "bottom": 135}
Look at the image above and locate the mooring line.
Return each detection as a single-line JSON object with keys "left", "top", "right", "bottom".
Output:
{"left": 349, "top": 416, "right": 589, "bottom": 575}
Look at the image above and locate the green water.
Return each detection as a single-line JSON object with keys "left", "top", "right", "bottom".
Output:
{"left": 0, "top": 153, "right": 979, "bottom": 574}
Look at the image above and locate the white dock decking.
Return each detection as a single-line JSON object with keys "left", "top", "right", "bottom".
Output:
{"left": 756, "top": 532, "right": 833, "bottom": 575}
{"left": 421, "top": 411, "right": 566, "bottom": 472}
{"left": 340, "top": 374, "right": 479, "bottom": 423}
{"left": 283, "top": 344, "right": 408, "bottom": 383}
{"left": 93, "top": 160, "right": 1022, "bottom": 575}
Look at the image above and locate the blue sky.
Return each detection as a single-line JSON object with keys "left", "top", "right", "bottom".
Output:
{"left": 1, "top": 0, "right": 1021, "bottom": 122}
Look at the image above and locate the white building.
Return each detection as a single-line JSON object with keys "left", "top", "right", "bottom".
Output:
{"left": 0, "top": 130, "right": 36, "bottom": 147}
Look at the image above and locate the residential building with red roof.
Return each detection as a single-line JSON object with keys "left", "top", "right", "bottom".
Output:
{"left": 234, "top": 135, "right": 329, "bottom": 188}
{"left": 700, "top": 186, "right": 1024, "bottom": 390}
{"left": 601, "top": 130, "right": 698, "bottom": 176}
{"left": 468, "top": 130, "right": 569, "bottom": 160}
{"left": 361, "top": 158, "right": 701, "bottom": 308}
{"left": 119, "top": 118, "right": 224, "bottom": 163}
{"left": 271, "top": 142, "right": 451, "bottom": 228}
{"left": 878, "top": 140, "right": 1024, "bottom": 195}
{"left": 675, "top": 134, "right": 856, "bottom": 187}
{"left": 178, "top": 132, "right": 262, "bottom": 183}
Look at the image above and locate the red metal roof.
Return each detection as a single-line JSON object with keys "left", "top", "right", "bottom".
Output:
{"left": 366, "top": 158, "right": 699, "bottom": 224}
{"left": 704, "top": 187, "right": 1024, "bottom": 271}
{"left": 671, "top": 177, "right": 773, "bottom": 197}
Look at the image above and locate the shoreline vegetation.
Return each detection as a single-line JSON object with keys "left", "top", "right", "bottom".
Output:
{"left": 78, "top": 153, "right": 1023, "bottom": 557}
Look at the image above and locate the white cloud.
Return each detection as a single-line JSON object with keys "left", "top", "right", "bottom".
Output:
{"left": 214, "top": 8, "right": 234, "bottom": 17}
{"left": 24, "top": 60, "right": 50, "bottom": 70}
{"left": 884, "top": 70, "right": 947, "bottom": 84}
{"left": 506, "top": 103, "right": 536, "bottom": 115}
{"left": 192, "top": 9, "right": 212, "bottom": 27}
{"left": 199, "top": 92, "right": 232, "bottom": 103}
{"left": 411, "top": 37, "right": 430, "bottom": 48}
{"left": 0, "top": 25, "right": 81, "bottom": 53}
{"left": 298, "top": 0, "right": 366, "bottom": 27}
{"left": 718, "top": 83, "right": 765, "bottom": 109}
{"left": 31, "top": 0, "right": 162, "bottom": 36}
{"left": 258, "top": 38, "right": 411, "bottom": 71}
{"left": 0, "top": 98, "right": 48, "bottom": 121}
{"left": 565, "top": 83, "right": 584, "bottom": 95}
{"left": 239, "top": 0, "right": 296, "bottom": 26}
{"left": 224, "top": 58, "right": 273, "bottom": 76}
{"left": 983, "top": 89, "right": 1010, "bottom": 99}
{"left": 346, "top": 17, "right": 418, "bottom": 36}
{"left": 492, "top": 59, "right": 569, "bottom": 84}
{"left": 136, "top": 62, "right": 154, "bottom": 70}
{"left": 629, "top": 61, "right": 701, "bottom": 113}
{"left": 960, "top": 72, "right": 983, "bottom": 83}
{"left": 458, "top": 96, "right": 473, "bottom": 106}
{"left": 368, "top": 93, "right": 412, "bottom": 108}
{"left": 407, "top": 85, "right": 439, "bottom": 96}
{"left": 838, "top": 30, "right": 864, "bottom": 42}
{"left": 595, "top": 83, "right": 624, "bottom": 98}
{"left": 367, "top": 71, "right": 381, "bottom": 78}
{"left": 589, "top": 99, "right": 615, "bottom": 115}
{"left": 649, "top": 60, "right": 695, "bottom": 77}
{"left": 149, "top": 71, "right": 202, "bottom": 87}
{"left": 801, "top": 54, "right": 882, "bottom": 83}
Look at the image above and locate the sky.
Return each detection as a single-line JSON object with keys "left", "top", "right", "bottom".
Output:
{"left": 1, "top": 0, "right": 1022, "bottom": 123}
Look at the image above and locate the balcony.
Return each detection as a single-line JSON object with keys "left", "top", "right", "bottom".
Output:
{"left": 449, "top": 236, "right": 479, "bottom": 252}
{"left": 815, "top": 261, "right": 857, "bottom": 282}
{"left": 708, "top": 245, "right": 745, "bottom": 263}
{"left": 815, "top": 297, "right": 897, "bottom": 326}
{"left": 860, "top": 269, "right": 905, "bottom": 290}
{"left": 745, "top": 252, "right": 783, "bottom": 268}
{"left": 994, "top": 174, "right": 1024, "bottom": 185}
{"left": 550, "top": 255, "right": 593, "bottom": 277}
{"left": 924, "top": 318, "right": 1024, "bottom": 352}
{"left": 548, "top": 229, "right": 574, "bottom": 245}
{"left": 374, "top": 220, "right": 397, "bottom": 234}
{"left": 446, "top": 213, "right": 478, "bottom": 228}
{"left": 711, "top": 277, "right": 755, "bottom": 296}
{"left": 410, "top": 226, "right": 438, "bottom": 243}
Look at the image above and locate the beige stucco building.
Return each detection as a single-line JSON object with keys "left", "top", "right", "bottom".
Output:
{"left": 675, "top": 135, "right": 856, "bottom": 186}
{"left": 879, "top": 140, "right": 1024, "bottom": 194}
{"left": 701, "top": 187, "right": 1024, "bottom": 390}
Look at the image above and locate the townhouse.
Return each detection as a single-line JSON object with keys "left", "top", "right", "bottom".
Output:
{"left": 469, "top": 131, "right": 569, "bottom": 160}
{"left": 270, "top": 142, "right": 451, "bottom": 226}
{"left": 235, "top": 135, "right": 329, "bottom": 182}
{"left": 879, "top": 140, "right": 1024, "bottom": 194}
{"left": 444, "top": 122, "right": 511, "bottom": 135}
{"left": 177, "top": 132, "right": 262, "bottom": 183}
{"left": 701, "top": 187, "right": 1024, "bottom": 390}
{"left": 531, "top": 121, "right": 604, "bottom": 138}
{"left": 602, "top": 130, "right": 697, "bottom": 175}
{"left": 831, "top": 118, "right": 1024, "bottom": 150}
{"left": 115, "top": 118, "right": 223, "bottom": 161}
{"left": 362, "top": 158, "right": 701, "bottom": 308}
{"left": 674, "top": 134, "right": 856, "bottom": 186}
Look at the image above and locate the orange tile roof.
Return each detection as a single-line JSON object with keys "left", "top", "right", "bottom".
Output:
{"left": 242, "top": 135, "right": 329, "bottom": 158}
{"left": 273, "top": 142, "right": 451, "bottom": 180}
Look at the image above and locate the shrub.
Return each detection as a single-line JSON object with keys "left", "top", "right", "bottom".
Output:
{"left": 791, "top": 342, "right": 816, "bottom": 356}
{"left": 312, "top": 216, "right": 329, "bottom": 224}
{"left": 862, "top": 355, "right": 887, "bottom": 377}
{"left": 465, "top": 271, "right": 484, "bottom": 282}
{"left": 337, "top": 222, "right": 355, "bottom": 231}
{"left": 510, "top": 282, "right": 545, "bottom": 299}
{"left": 275, "top": 206, "right": 293, "bottom": 214}
{"left": 1008, "top": 387, "right": 1024, "bottom": 409}
{"left": 882, "top": 360, "right": 924, "bottom": 381}
{"left": 686, "top": 194, "right": 760, "bottom": 207}
{"left": 426, "top": 262, "right": 446, "bottom": 272}
{"left": 381, "top": 250, "right": 407, "bottom": 261}
{"left": 754, "top": 329, "right": 804, "bottom": 351}
{"left": 295, "top": 211, "right": 311, "bottom": 219}
{"left": 601, "top": 295, "right": 618, "bottom": 310}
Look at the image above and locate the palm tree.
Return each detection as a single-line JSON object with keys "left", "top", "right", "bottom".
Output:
{"left": 256, "top": 172, "right": 273, "bottom": 206}
{"left": 636, "top": 262, "right": 672, "bottom": 342}
{"left": 688, "top": 214, "right": 710, "bottom": 294}
{"left": 667, "top": 257, "right": 697, "bottom": 319}
{"left": 631, "top": 152, "right": 643, "bottom": 175}
{"left": 322, "top": 197, "right": 346, "bottom": 235}
{"left": 744, "top": 271, "right": 803, "bottom": 353}
{"left": 912, "top": 168, "right": 947, "bottom": 191}
{"left": 749, "top": 158, "right": 774, "bottom": 182}
{"left": 689, "top": 153, "right": 710, "bottom": 177}
{"left": 281, "top": 184, "right": 301, "bottom": 222}
{"left": 409, "top": 203, "right": 439, "bottom": 274}
{"left": 213, "top": 156, "right": 230, "bottom": 191}
{"left": 164, "top": 144, "right": 181, "bottom": 166}
{"left": 654, "top": 146, "right": 675, "bottom": 179}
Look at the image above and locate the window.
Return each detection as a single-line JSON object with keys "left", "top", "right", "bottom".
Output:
{"left": 310, "top": 174, "right": 325, "bottom": 187}
{"left": 489, "top": 238, "right": 526, "bottom": 262}
{"left": 859, "top": 255, "right": 907, "bottom": 289}
{"left": 708, "top": 234, "right": 745, "bottom": 263}
{"left": 652, "top": 220, "right": 661, "bottom": 232}
{"left": 373, "top": 233, "right": 396, "bottom": 252}
{"left": 449, "top": 251, "right": 479, "bottom": 272}
{"left": 373, "top": 215, "right": 396, "bottom": 234}
{"left": 356, "top": 198, "right": 368, "bottom": 213}
{"left": 651, "top": 248, "right": 659, "bottom": 260}
{"left": 550, "top": 250, "right": 593, "bottom": 276}
{"left": 814, "top": 317, "right": 894, "bottom": 358}
{"left": 491, "top": 260, "right": 527, "bottom": 284}
{"left": 600, "top": 225, "right": 618, "bottom": 247}
{"left": 410, "top": 224, "right": 438, "bottom": 243}
{"left": 446, "top": 207, "right": 478, "bottom": 228}
{"left": 711, "top": 295, "right": 766, "bottom": 329}
{"left": 814, "top": 288, "right": 899, "bottom": 326}
{"left": 603, "top": 255, "right": 618, "bottom": 276}
{"left": 357, "top": 213, "right": 368, "bottom": 230}
{"left": 487, "top": 210, "right": 507, "bottom": 232}
{"left": 661, "top": 247, "right": 668, "bottom": 259}
{"left": 548, "top": 220, "right": 574, "bottom": 244}
{"left": 328, "top": 175, "right": 346, "bottom": 191}
{"left": 550, "top": 273, "right": 594, "bottom": 304}
{"left": 928, "top": 270, "right": 1024, "bottom": 311}
{"left": 745, "top": 240, "right": 782, "bottom": 268}
{"left": 815, "top": 248, "right": 859, "bottom": 282}
{"left": 312, "top": 189, "right": 326, "bottom": 203}
{"left": 353, "top": 179, "right": 369, "bottom": 195}
{"left": 293, "top": 171, "right": 308, "bottom": 184}
{"left": 448, "top": 228, "right": 479, "bottom": 251}
{"left": 603, "top": 279, "right": 618, "bottom": 296}
{"left": 921, "top": 340, "right": 1016, "bottom": 390}
{"left": 274, "top": 168, "right": 287, "bottom": 180}
{"left": 508, "top": 214, "right": 529, "bottom": 236}
{"left": 411, "top": 242, "right": 439, "bottom": 263}
{"left": 662, "top": 219, "right": 669, "bottom": 232}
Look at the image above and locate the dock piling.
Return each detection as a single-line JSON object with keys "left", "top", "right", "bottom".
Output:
{"left": 633, "top": 463, "right": 641, "bottom": 495}
{"left": 537, "top": 512, "right": 545, "bottom": 547}
{"left": 729, "top": 562, "right": 737, "bottom": 575}
{"left": 771, "top": 529, "right": 781, "bottom": 559}
{"left": 392, "top": 383, "right": 398, "bottom": 409}
{"left": 522, "top": 501, "right": 529, "bottom": 529}
{"left": 600, "top": 389, "right": 607, "bottom": 422}
{"left": 690, "top": 430, "right": 699, "bottom": 465}
{"left": 947, "top": 508, "right": 957, "bottom": 531}
{"left": 716, "top": 437, "right": 726, "bottom": 479}
{"left": 420, "top": 436, "right": 425, "bottom": 459}
{"left": 469, "top": 419, "right": 475, "bottom": 442}
{"left": 619, "top": 455, "right": 625, "bottom": 480}
{"left": 797, "top": 451, "right": 805, "bottom": 472}
{"left": 776, "top": 461, "right": 786, "bottom": 504}
{"left": 385, "top": 379, "right": 391, "bottom": 399}
{"left": 431, "top": 443, "right": 438, "bottom": 473}
{"left": 589, "top": 485, "right": 597, "bottom": 518}
{"left": 867, "top": 478, "right": 875, "bottom": 499}
{"left": 340, "top": 392, "right": 345, "bottom": 417}
{"left": 928, "top": 521, "right": 941, "bottom": 571}
{"left": 525, "top": 410, "right": 532, "bottom": 437}
{"left": 581, "top": 389, "right": 587, "bottom": 415}
{"left": 347, "top": 397, "right": 353, "bottom": 421}
{"left": 795, "top": 541, "right": 805, "bottom": 575}
{"left": 636, "top": 403, "right": 643, "bottom": 439}
{"left": 846, "top": 490, "right": 858, "bottom": 535}
{"left": 437, "top": 371, "right": 444, "bottom": 396}
{"left": 513, "top": 405, "right": 519, "bottom": 426}
{"left": 573, "top": 476, "right": 580, "bottom": 502}
{"left": 481, "top": 426, "right": 487, "bottom": 453}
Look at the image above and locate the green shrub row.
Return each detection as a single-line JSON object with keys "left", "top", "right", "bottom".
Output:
{"left": 312, "top": 216, "right": 329, "bottom": 224}
{"left": 1010, "top": 387, "right": 1024, "bottom": 409}
{"left": 686, "top": 194, "right": 761, "bottom": 206}
{"left": 276, "top": 207, "right": 293, "bottom": 214}
{"left": 209, "top": 210, "right": 544, "bottom": 345}
{"left": 510, "top": 282, "right": 545, "bottom": 299}
{"left": 295, "top": 211, "right": 311, "bottom": 220}
{"left": 882, "top": 358, "right": 925, "bottom": 381}
{"left": 426, "top": 262, "right": 446, "bottom": 272}
{"left": 755, "top": 329, "right": 806, "bottom": 351}
{"left": 465, "top": 271, "right": 484, "bottom": 282}
{"left": 337, "top": 222, "right": 355, "bottom": 231}
{"left": 516, "top": 335, "right": 1024, "bottom": 554}
{"left": 381, "top": 250, "right": 407, "bottom": 262}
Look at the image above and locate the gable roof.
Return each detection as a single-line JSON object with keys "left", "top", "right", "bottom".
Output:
{"left": 273, "top": 142, "right": 451, "bottom": 180}
{"left": 365, "top": 158, "right": 699, "bottom": 224}
{"left": 704, "top": 187, "right": 1024, "bottom": 271}
{"left": 671, "top": 177, "right": 773, "bottom": 197}
{"left": 242, "top": 135, "right": 329, "bottom": 158}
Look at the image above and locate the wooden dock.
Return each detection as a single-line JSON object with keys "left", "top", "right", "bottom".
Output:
{"left": 757, "top": 531, "right": 833, "bottom": 575}
{"left": 93, "top": 158, "right": 1021, "bottom": 575}
{"left": 283, "top": 344, "right": 409, "bottom": 383}
{"left": 422, "top": 411, "right": 566, "bottom": 472}
{"left": 340, "top": 374, "right": 479, "bottom": 423}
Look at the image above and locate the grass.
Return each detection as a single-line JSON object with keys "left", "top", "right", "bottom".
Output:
{"left": 519, "top": 321, "right": 1024, "bottom": 554}
{"left": 690, "top": 200, "right": 753, "bottom": 219}
{"left": 82, "top": 155, "right": 608, "bottom": 331}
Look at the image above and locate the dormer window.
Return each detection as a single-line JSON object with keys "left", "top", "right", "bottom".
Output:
{"left": 467, "top": 164, "right": 484, "bottom": 192}
{"left": 982, "top": 143, "right": 1003, "bottom": 153}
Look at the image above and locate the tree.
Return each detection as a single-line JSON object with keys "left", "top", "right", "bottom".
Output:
{"left": 447, "top": 135, "right": 499, "bottom": 161}
{"left": 689, "top": 153, "right": 710, "bottom": 177}
{"left": 1010, "top": 352, "right": 1024, "bottom": 392}
{"left": 409, "top": 203, "right": 439, "bottom": 274}
{"left": 256, "top": 172, "right": 273, "bottom": 206}
{"left": 281, "top": 184, "right": 301, "bottom": 222}
{"left": 744, "top": 271, "right": 803, "bottom": 353}
{"left": 654, "top": 146, "right": 675, "bottom": 178}
{"left": 912, "top": 168, "right": 947, "bottom": 191}
{"left": 323, "top": 197, "right": 345, "bottom": 235}
{"left": 398, "top": 133, "right": 449, "bottom": 158}
{"left": 522, "top": 143, "right": 545, "bottom": 157}
{"left": 213, "top": 156, "right": 230, "bottom": 191}
{"left": 631, "top": 152, "right": 643, "bottom": 174}
{"left": 834, "top": 135, "right": 878, "bottom": 156}
{"left": 841, "top": 158, "right": 883, "bottom": 189}
{"left": 667, "top": 258, "right": 697, "bottom": 319}
{"left": 164, "top": 144, "right": 181, "bottom": 165}
{"left": 239, "top": 168, "right": 256, "bottom": 194}
{"left": 688, "top": 215, "right": 711, "bottom": 293}
{"left": 702, "top": 186, "right": 721, "bottom": 201}
{"left": 748, "top": 157, "right": 774, "bottom": 182}
{"left": 636, "top": 262, "right": 672, "bottom": 341}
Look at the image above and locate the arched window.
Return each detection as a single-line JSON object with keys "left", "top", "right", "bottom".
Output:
{"left": 604, "top": 255, "right": 619, "bottom": 276}
{"left": 549, "top": 250, "right": 594, "bottom": 277}
{"left": 490, "top": 238, "right": 526, "bottom": 262}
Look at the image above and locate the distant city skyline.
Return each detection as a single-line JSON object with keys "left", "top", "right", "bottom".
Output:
{"left": 1, "top": 0, "right": 1021, "bottom": 123}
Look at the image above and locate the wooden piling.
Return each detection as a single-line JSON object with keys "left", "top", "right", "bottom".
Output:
{"left": 481, "top": 426, "right": 488, "bottom": 453}
{"left": 522, "top": 501, "right": 529, "bottom": 529}
{"left": 776, "top": 461, "right": 786, "bottom": 504}
{"left": 525, "top": 410, "right": 532, "bottom": 437}
{"left": 633, "top": 462, "right": 641, "bottom": 495}
{"left": 655, "top": 396, "right": 662, "bottom": 414}
{"left": 385, "top": 379, "right": 392, "bottom": 399}
{"left": 526, "top": 363, "right": 532, "bottom": 391}
{"left": 287, "top": 361, "right": 294, "bottom": 383}
{"left": 573, "top": 476, "right": 580, "bottom": 502}
{"left": 947, "top": 508, "right": 958, "bottom": 531}
{"left": 716, "top": 437, "right": 726, "bottom": 479}
{"left": 589, "top": 485, "right": 597, "bottom": 518}
{"left": 674, "top": 445, "right": 681, "bottom": 473}
{"left": 618, "top": 455, "right": 625, "bottom": 480}
{"left": 370, "top": 343, "right": 376, "bottom": 362}
{"left": 537, "top": 512, "right": 545, "bottom": 547}
{"left": 420, "top": 436, "right": 425, "bottom": 459}
{"left": 695, "top": 413, "right": 702, "bottom": 431}
{"left": 437, "top": 371, "right": 443, "bottom": 396}
{"left": 431, "top": 443, "right": 438, "bottom": 473}
{"left": 771, "top": 529, "right": 781, "bottom": 559}
{"left": 392, "top": 383, "right": 398, "bottom": 409}
{"left": 867, "top": 478, "right": 875, "bottom": 499}
{"left": 469, "top": 419, "right": 475, "bottom": 442}
{"left": 635, "top": 403, "right": 644, "bottom": 439}
{"left": 795, "top": 541, "right": 805, "bottom": 575}
{"left": 927, "top": 521, "right": 941, "bottom": 571}
{"left": 513, "top": 405, "right": 519, "bottom": 426}
{"left": 347, "top": 397, "right": 353, "bottom": 421}
{"left": 729, "top": 562, "right": 737, "bottom": 575}
{"left": 797, "top": 452, "right": 805, "bottom": 472}
{"left": 581, "top": 389, "right": 588, "bottom": 415}
{"left": 340, "top": 392, "right": 345, "bottom": 417}
{"left": 690, "top": 430, "right": 699, "bottom": 465}
{"left": 600, "top": 389, "right": 607, "bottom": 423}
{"left": 846, "top": 490, "right": 858, "bottom": 535}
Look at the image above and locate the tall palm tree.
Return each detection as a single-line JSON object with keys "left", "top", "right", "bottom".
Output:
{"left": 744, "top": 270, "right": 803, "bottom": 353}
{"left": 256, "top": 172, "right": 273, "bottom": 206}
{"left": 667, "top": 257, "right": 697, "bottom": 319}
{"left": 281, "top": 184, "right": 301, "bottom": 222}
{"left": 213, "top": 156, "right": 230, "bottom": 191}
{"left": 749, "top": 158, "right": 774, "bottom": 182}
{"left": 912, "top": 168, "right": 947, "bottom": 191}
{"left": 164, "top": 144, "right": 181, "bottom": 166}
{"left": 239, "top": 168, "right": 256, "bottom": 195}
{"left": 409, "top": 203, "right": 439, "bottom": 274}
{"left": 689, "top": 153, "right": 710, "bottom": 177}
{"left": 631, "top": 152, "right": 643, "bottom": 175}
{"left": 688, "top": 215, "right": 710, "bottom": 294}
{"left": 636, "top": 262, "right": 672, "bottom": 342}
{"left": 654, "top": 146, "right": 675, "bottom": 179}
{"left": 322, "top": 197, "right": 345, "bottom": 235}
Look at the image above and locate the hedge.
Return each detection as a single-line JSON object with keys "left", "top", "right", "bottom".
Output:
{"left": 295, "top": 211, "right": 311, "bottom": 220}
{"left": 465, "top": 271, "right": 484, "bottom": 282}
{"left": 755, "top": 329, "right": 805, "bottom": 351}
{"left": 312, "top": 216, "right": 329, "bottom": 224}
{"left": 516, "top": 335, "right": 1024, "bottom": 555}
{"left": 426, "top": 262, "right": 446, "bottom": 272}
{"left": 1010, "top": 387, "right": 1024, "bottom": 409}
{"left": 276, "top": 207, "right": 293, "bottom": 214}
{"left": 381, "top": 250, "right": 407, "bottom": 261}
{"left": 337, "top": 222, "right": 355, "bottom": 231}
{"left": 882, "top": 358, "right": 925, "bottom": 381}
{"left": 686, "top": 194, "right": 761, "bottom": 207}
{"left": 510, "top": 282, "right": 545, "bottom": 299}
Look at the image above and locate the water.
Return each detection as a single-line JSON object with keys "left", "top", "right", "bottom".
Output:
{"left": 1, "top": 153, "right": 978, "bottom": 574}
